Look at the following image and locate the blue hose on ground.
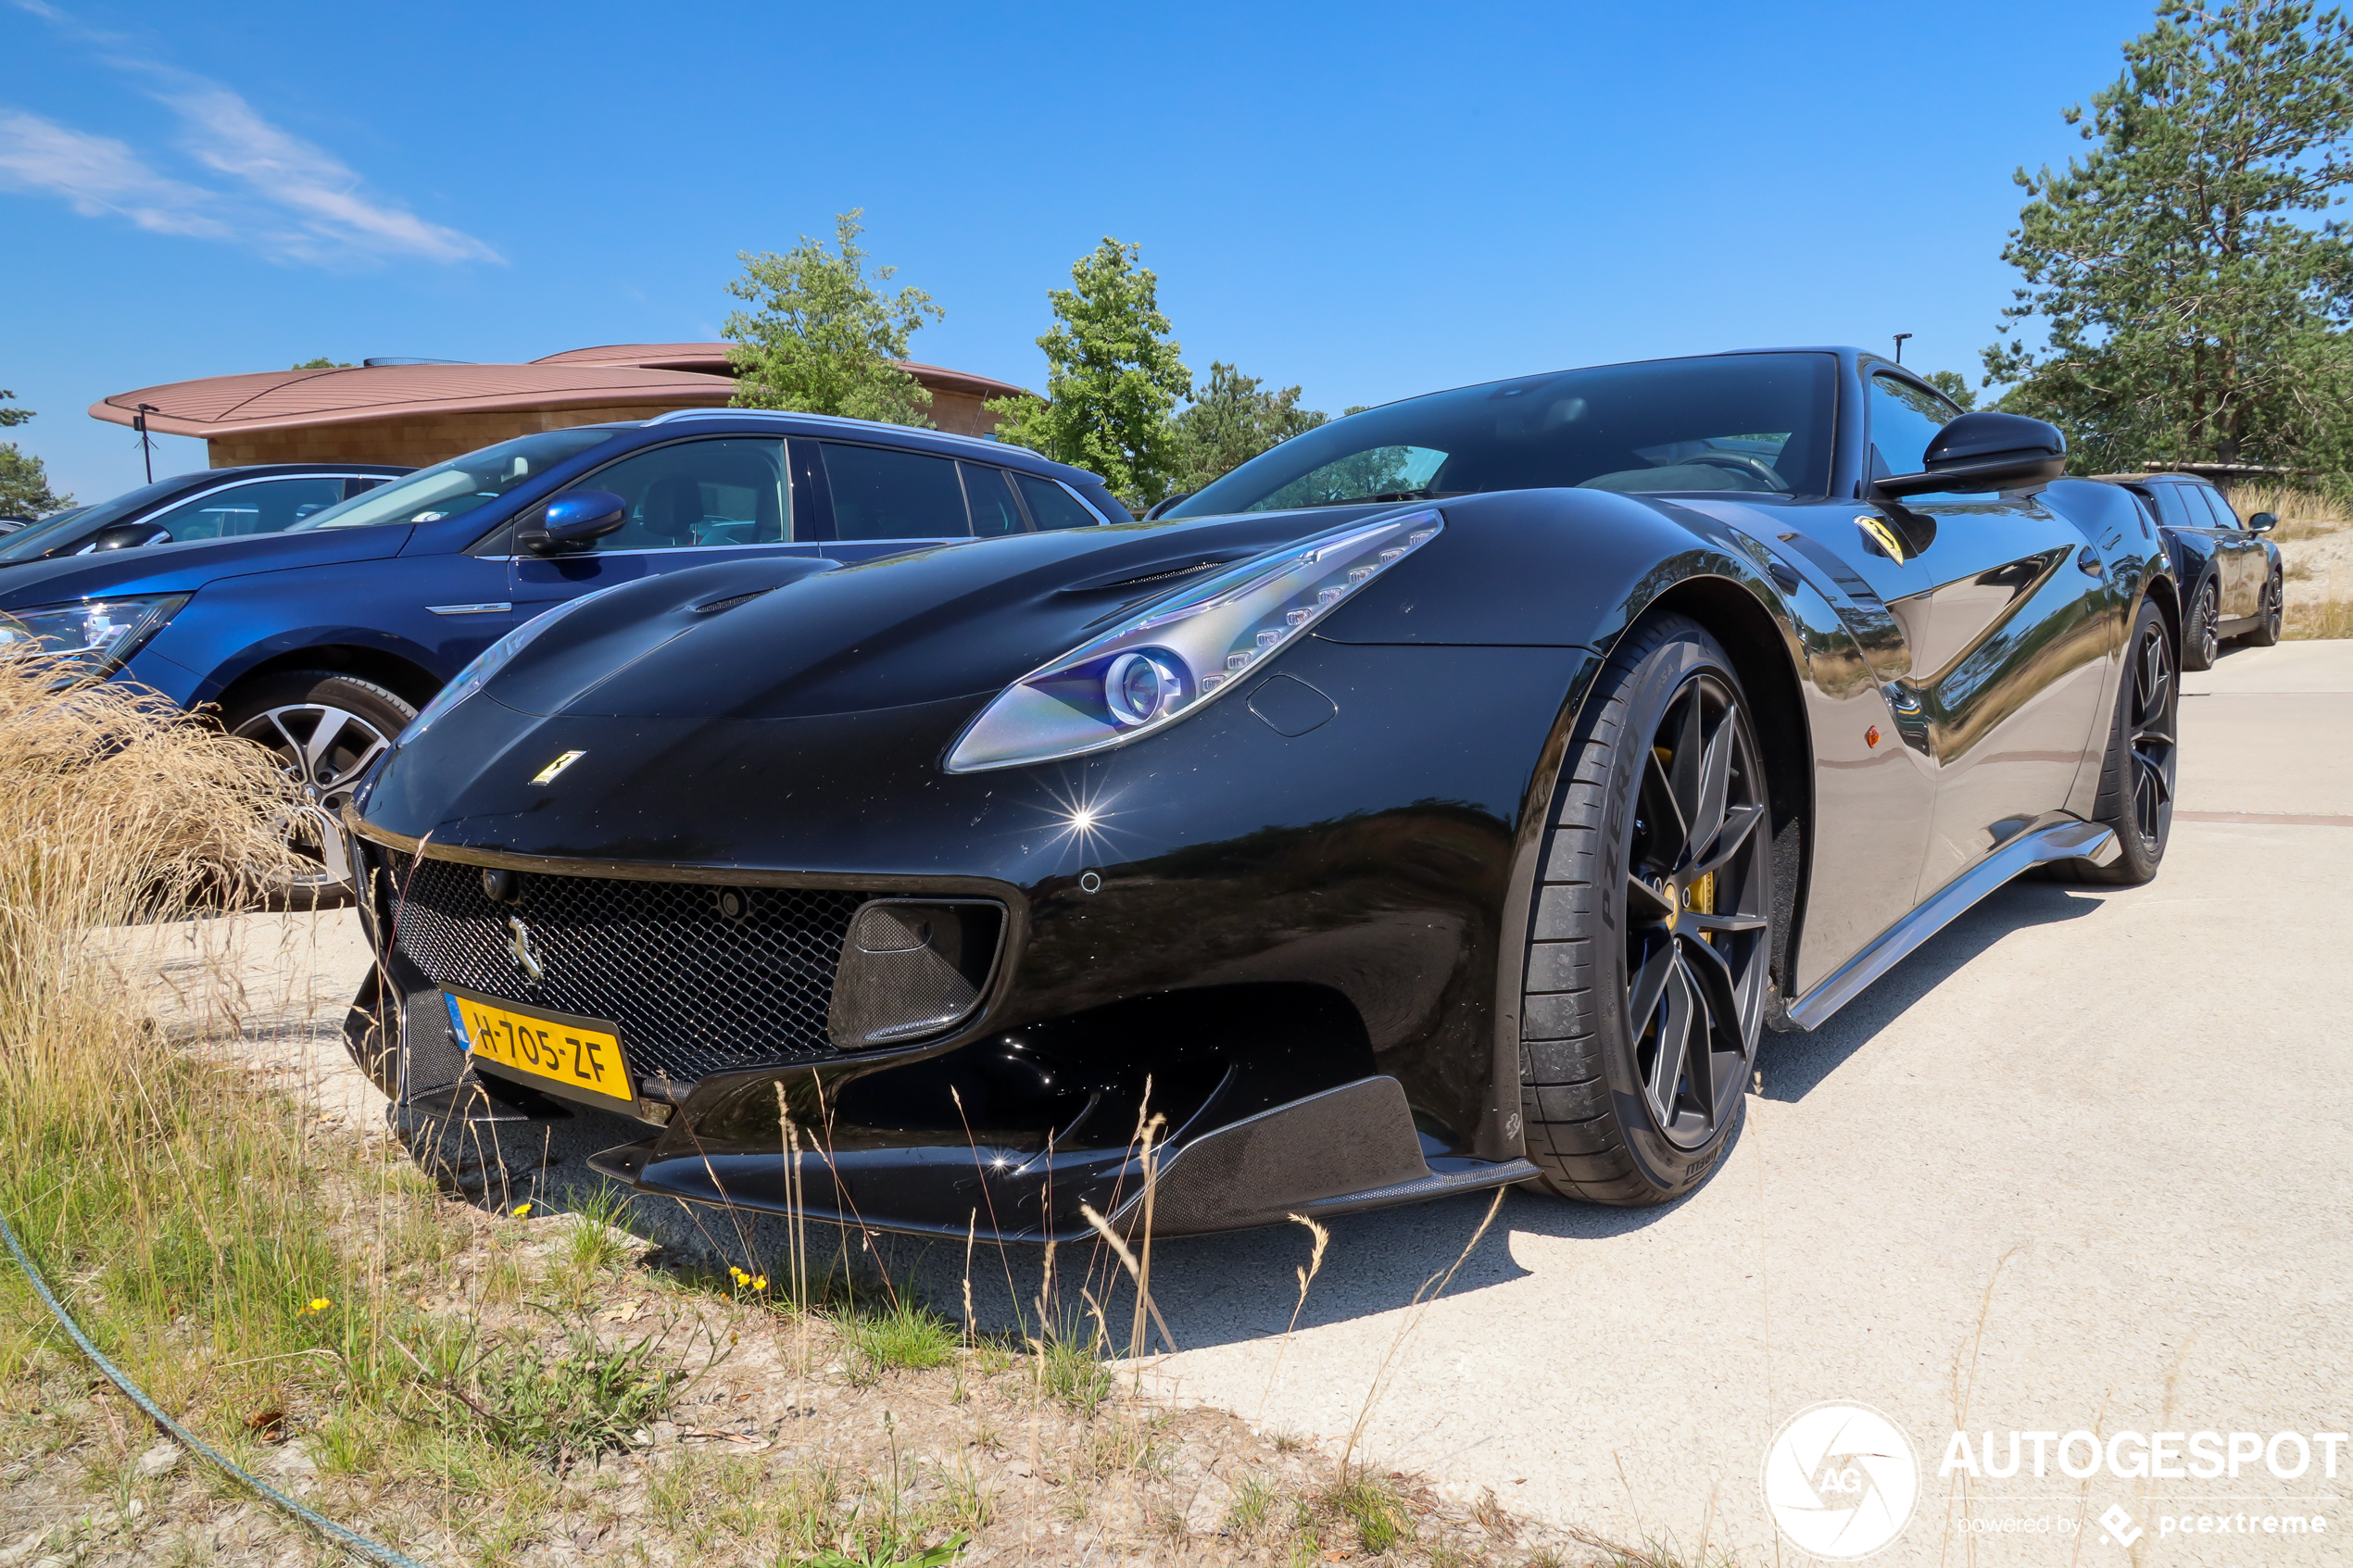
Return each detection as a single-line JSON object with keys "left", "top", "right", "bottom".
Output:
{"left": 0, "top": 1207, "right": 434, "bottom": 1568}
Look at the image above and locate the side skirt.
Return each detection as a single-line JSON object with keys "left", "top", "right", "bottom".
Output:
{"left": 1781, "top": 819, "right": 2117, "bottom": 1032}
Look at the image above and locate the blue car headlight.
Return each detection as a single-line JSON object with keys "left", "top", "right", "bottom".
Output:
{"left": 400, "top": 586, "right": 622, "bottom": 743}
{"left": 0, "top": 594, "right": 189, "bottom": 673}
{"left": 945, "top": 508, "right": 1442, "bottom": 772}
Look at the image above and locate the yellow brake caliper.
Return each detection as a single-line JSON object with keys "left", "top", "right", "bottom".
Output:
{"left": 1654, "top": 743, "right": 1718, "bottom": 926}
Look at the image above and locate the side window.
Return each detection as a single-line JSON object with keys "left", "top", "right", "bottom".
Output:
{"left": 344, "top": 476, "right": 392, "bottom": 499}
{"left": 2145, "top": 483, "right": 2198, "bottom": 530}
{"left": 1866, "top": 374, "right": 1960, "bottom": 480}
{"left": 821, "top": 443, "right": 969, "bottom": 540}
{"left": 2193, "top": 485, "right": 2243, "bottom": 531}
{"left": 145, "top": 476, "right": 347, "bottom": 540}
{"left": 1015, "top": 472, "right": 1102, "bottom": 532}
{"left": 961, "top": 463, "right": 1025, "bottom": 536}
{"left": 567, "top": 438, "right": 789, "bottom": 551}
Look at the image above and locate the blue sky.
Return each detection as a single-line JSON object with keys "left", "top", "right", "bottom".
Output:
{"left": 3, "top": 0, "right": 2165, "bottom": 504}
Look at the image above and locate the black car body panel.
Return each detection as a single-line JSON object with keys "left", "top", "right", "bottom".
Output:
{"left": 348, "top": 348, "right": 2171, "bottom": 1239}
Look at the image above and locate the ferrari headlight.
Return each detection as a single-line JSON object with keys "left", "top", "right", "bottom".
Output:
{"left": 399, "top": 585, "right": 622, "bottom": 742}
{"left": 945, "top": 508, "right": 1442, "bottom": 772}
{"left": 0, "top": 595, "right": 188, "bottom": 671}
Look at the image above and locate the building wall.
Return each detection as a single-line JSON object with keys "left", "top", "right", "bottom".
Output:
{"left": 204, "top": 386, "right": 1001, "bottom": 467}
{"left": 205, "top": 401, "right": 726, "bottom": 469}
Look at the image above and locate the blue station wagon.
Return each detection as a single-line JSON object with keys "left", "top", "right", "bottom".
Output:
{"left": 0, "top": 411, "right": 1126, "bottom": 893}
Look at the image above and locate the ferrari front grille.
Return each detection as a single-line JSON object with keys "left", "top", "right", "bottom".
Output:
{"left": 367, "top": 847, "right": 862, "bottom": 1085}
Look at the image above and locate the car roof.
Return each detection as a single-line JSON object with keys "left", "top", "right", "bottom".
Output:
{"left": 610, "top": 409, "right": 1112, "bottom": 489}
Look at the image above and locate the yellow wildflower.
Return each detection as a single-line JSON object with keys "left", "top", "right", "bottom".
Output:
{"left": 302, "top": 1298, "right": 331, "bottom": 1313}
{"left": 511, "top": 1202, "right": 533, "bottom": 1217}
{"left": 751, "top": 1275, "right": 768, "bottom": 1291}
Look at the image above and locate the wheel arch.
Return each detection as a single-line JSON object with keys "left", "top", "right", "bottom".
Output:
{"left": 214, "top": 645, "right": 442, "bottom": 718}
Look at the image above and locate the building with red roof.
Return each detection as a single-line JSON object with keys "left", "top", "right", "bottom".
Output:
{"left": 92, "top": 345, "right": 1027, "bottom": 469}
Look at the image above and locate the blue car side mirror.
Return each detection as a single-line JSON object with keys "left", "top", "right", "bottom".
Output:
{"left": 517, "top": 489, "right": 629, "bottom": 555}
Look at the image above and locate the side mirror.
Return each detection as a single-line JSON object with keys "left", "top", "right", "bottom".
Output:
{"left": 1873, "top": 410, "right": 2068, "bottom": 498}
{"left": 515, "top": 489, "right": 629, "bottom": 555}
{"left": 2247, "top": 511, "right": 2278, "bottom": 533}
{"left": 91, "top": 522, "right": 173, "bottom": 551}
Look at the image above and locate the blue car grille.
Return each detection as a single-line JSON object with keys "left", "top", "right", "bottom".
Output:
{"left": 369, "top": 847, "right": 862, "bottom": 1085}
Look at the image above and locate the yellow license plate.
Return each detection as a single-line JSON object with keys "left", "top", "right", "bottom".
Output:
{"left": 445, "top": 987, "right": 636, "bottom": 1112}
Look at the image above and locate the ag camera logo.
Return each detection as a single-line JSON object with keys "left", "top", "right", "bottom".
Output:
{"left": 1762, "top": 1402, "right": 1920, "bottom": 1560}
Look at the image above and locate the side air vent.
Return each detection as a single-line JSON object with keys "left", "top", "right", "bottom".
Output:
{"left": 827, "top": 899, "right": 1004, "bottom": 1049}
{"left": 694, "top": 588, "right": 774, "bottom": 615}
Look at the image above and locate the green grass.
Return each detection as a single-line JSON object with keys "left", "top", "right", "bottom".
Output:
{"left": 1325, "top": 1471, "right": 1412, "bottom": 1555}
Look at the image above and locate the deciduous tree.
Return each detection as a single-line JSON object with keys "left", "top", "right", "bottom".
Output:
{"left": 988, "top": 239, "right": 1190, "bottom": 508}
{"left": 1985, "top": 1, "right": 2353, "bottom": 478}
{"left": 724, "top": 210, "right": 943, "bottom": 427}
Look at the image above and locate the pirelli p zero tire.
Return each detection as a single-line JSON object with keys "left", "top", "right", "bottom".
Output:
{"left": 1518, "top": 614, "right": 1774, "bottom": 1207}
{"left": 2183, "top": 578, "right": 2220, "bottom": 671}
{"left": 2055, "top": 596, "right": 2177, "bottom": 887}
{"left": 220, "top": 670, "right": 416, "bottom": 909}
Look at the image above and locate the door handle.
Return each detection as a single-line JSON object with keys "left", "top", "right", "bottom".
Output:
{"left": 2075, "top": 546, "right": 2105, "bottom": 578}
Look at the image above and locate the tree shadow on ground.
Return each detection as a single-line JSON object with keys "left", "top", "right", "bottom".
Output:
{"left": 386, "top": 873, "right": 2108, "bottom": 1356}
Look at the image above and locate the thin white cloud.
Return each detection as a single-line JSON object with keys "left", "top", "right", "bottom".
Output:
{"left": 0, "top": 107, "right": 228, "bottom": 238}
{"left": 2, "top": 2, "right": 499, "bottom": 267}
{"left": 156, "top": 82, "right": 501, "bottom": 265}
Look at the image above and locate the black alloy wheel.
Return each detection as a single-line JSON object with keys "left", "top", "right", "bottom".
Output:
{"left": 2058, "top": 597, "right": 2177, "bottom": 886}
{"left": 220, "top": 671, "right": 417, "bottom": 903}
{"left": 2122, "top": 613, "right": 2176, "bottom": 854}
{"left": 1623, "top": 672, "right": 1773, "bottom": 1148}
{"left": 2184, "top": 579, "right": 2220, "bottom": 671}
{"left": 1519, "top": 615, "right": 1775, "bottom": 1205}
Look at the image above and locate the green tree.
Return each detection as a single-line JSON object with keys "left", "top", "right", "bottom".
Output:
{"left": 1984, "top": 0, "right": 2353, "bottom": 477}
{"left": 1923, "top": 370, "right": 1978, "bottom": 410}
{"left": 1170, "top": 361, "right": 1327, "bottom": 494}
{"left": 0, "top": 446, "right": 69, "bottom": 516}
{"left": 291, "top": 357, "right": 352, "bottom": 370}
{"left": 723, "top": 210, "right": 943, "bottom": 427}
{"left": 988, "top": 238, "right": 1191, "bottom": 508}
{"left": 0, "top": 393, "right": 69, "bottom": 516}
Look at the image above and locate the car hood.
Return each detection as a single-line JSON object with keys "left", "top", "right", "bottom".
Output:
{"left": 481, "top": 507, "right": 1406, "bottom": 724}
{"left": 0, "top": 524, "right": 416, "bottom": 607}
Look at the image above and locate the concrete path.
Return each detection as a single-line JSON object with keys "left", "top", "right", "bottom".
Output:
{"left": 138, "top": 638, "right": 2353, "bottom": 1566}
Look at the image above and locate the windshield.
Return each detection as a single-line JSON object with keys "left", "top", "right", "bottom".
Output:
{"left": 0, "top": 476, "right": 207, "bottom": 563}
{"left": 1168, "top": 352, "right": 1837, "bottom": 517}
{"left": 289, "top": 429, "right": 621, "bottom": 531}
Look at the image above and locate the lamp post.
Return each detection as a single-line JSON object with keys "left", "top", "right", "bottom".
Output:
{"left": 1893, "top": 332, "right": 1912, "bottom": 366}
{"left": 133, "top": 403, "right": 158, "bottom": 483}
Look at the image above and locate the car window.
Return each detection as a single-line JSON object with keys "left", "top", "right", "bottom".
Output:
{"left": 2141, "top": 483, "right": 2197, "bottom": 530}
{"left": 563, "top": 437, "right": 789, "bottom": 552}
{"left": 961, "top": 463, "right": 1024, "bottom": 536}
{"left": 144, "top": 476, "right": 347, "bottom": 541}
{"left": 2192, "top": 485, "right": 2243, "bottom": 531}
{"left": 1167, "top": 352, "right": 1839, "bottom": 516}
{"left": 1867, "top": 374, "right": 1960, "bottom": 480}
{"left": 821, "top": 443, "right": 969, "bottom": 540}
{"left": 293, "top": 429, "right": 618, "bottom": 530}
{"left": 1016, "top": 472, "right": 1106, "bottom": 531}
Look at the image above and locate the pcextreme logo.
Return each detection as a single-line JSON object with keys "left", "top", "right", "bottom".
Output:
{"left": 1761, "top": 1402, "right": 1920, "bottom": 1560}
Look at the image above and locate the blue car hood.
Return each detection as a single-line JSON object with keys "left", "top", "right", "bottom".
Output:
{"left": 0, "top": 525, "right": 416, "bottom": 608}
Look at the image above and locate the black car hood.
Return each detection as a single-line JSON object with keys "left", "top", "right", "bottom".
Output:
{"left": 487, "top": 508, "right": 1400, "bottom": 723}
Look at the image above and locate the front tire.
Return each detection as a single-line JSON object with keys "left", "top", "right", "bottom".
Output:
{"left": 1518, "top": 615, "right": 1775, "bottom": 1206}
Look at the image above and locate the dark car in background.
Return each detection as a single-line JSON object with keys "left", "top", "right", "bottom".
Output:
{"left": 2099, "top": 470, "right": 2283, "bottom": 668}
{"left": 345, "top": 347, "right": 2178, "bottom": 1241}
{"left": 0, "top": 464, "right": 410, "bottom": 565}
{"left": 0, "top": 413, "right": 1124, "bottom": 897}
